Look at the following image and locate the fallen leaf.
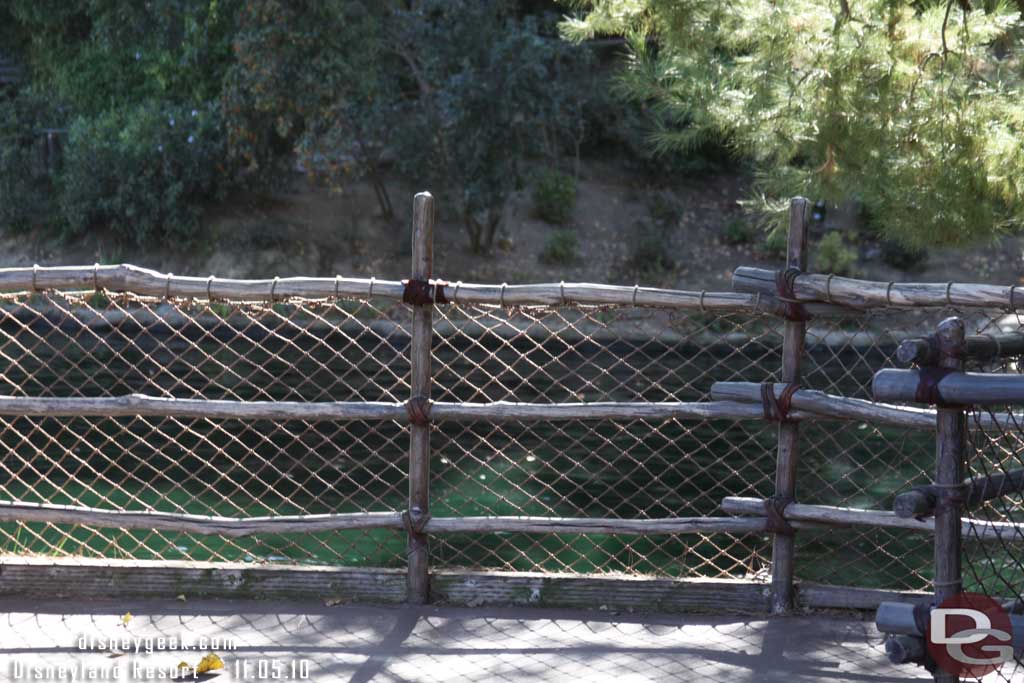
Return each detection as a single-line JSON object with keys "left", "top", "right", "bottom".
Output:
{"left": 196, "top": 652, "right": 224, "bottom": 674}
{"left": 121, "top": 612, "right": 133, "bottom": 626}
{"left": 176, "top": 594, "right": 187, "bottom": 602}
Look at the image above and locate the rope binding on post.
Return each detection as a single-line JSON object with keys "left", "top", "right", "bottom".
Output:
{"left": 402, "top": 508, "right": 431, "bottom": 536}
{"left": 774, "top": 267, "right": 811, "bottom": 322}
{"left": 406, "top": 395, "right": 431, "bottom": 427}
{"left": 763, "top": 495, "right": 796, "bottom": 535}
{"left": 760, "top": 382, "right": 800, "bottom": 422}
{"left": 913, "top": 367, "right": 957, "bottom": 406}
{"left": 402, "top": 278, "right": 449, "bottom": 306}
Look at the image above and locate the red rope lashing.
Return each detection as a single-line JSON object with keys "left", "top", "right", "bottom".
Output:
{"left": 913, "top": 367, "right": 957, "bottom": 406}
{"left": 775, "top": 267, "right": 811, "bottom": 322}
{"left": 406, "top": 395, "right": 431, "bottom": 427}
{"left": 761, "top": 382, "right": 800, "bottom": 422}
{"left": 764, "top": 496, "right": 795, "bottom": 536}
{"left": 402, "top": 278, "right": 449, "bottom": 305}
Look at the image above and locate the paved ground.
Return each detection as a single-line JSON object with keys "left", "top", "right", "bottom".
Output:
{"left": 0, "top": 599, "right": 930, "bottom": 682}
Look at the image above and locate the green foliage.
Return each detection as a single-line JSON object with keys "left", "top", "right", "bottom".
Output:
{"left": 2, "top": 0, "right": 238, "bottom": 247}
{"left": 9, "top": 0, "right": 238, "bottom": 114}
{"left": 393, "top": 1, "right": 595, "bottom": 252}
{"left": 880, "top": 239, "right": 929, "bottom": 272}
{"left": 645, "top": 190, "right": 679, "bottom": 226}
{"left": 565, "top": 1, "right": 1024, "bottom": 247}
{"left": 532, "top": 169, "right": 577, "bottom": 224}
{"left": 222, "top": 0, "right": 389, "bottom": 189}
{"left": 625, "top": 218, "right": 676, "bottom": 279}
{"left": 723, "top": 217, "right": 756, "bottom": 246}
{"left": 0, "top": 91, "right": 66, "bottom": 233}
{"left": 622, "top": 191, "right": 679, "bottom": 278}
{"left": 60, "top": 102, "right": 226, "bottom": 245}
{"left": 760, "top": 229, "right": 788, "bottom": 260}
{"left": 540, "top": 229, "right": 579, "bottom": 264}
{"left": 814, "top": 232, "right": 858, "bottom": 276}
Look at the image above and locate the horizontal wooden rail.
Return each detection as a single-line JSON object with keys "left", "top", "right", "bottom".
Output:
{"left": 710, "top": 381, "right": 935, "bottom": 429}
{"left": 877, "top": 601, "right": 1024, "bottom": 653}
{"left": 873, "top": 368, "right": 1024, "bottom": 406}
{"left": 721, "top": 496, "right": 1024, "bottom": 542}
{"left": 0, "top": 501, "right": 402, "bottom": 536}
{"left": 0, "top": 263, "right": 794, "bottom": 312}
{"left": 894, "top": 467, "right": 1024, "bottom": 518}
{"left": 0, "top": 394, "right": 837, "bottom": 423}
{"left": 2, "top": 556, "right": 927, "bottom": 613}
{"left": 733, "top": 266, "right": 1022, "bottom": 310}
{"left": 897, "top": 332, "right": 1024, "bottom": 366}
{"left": 0, "top": 500, "right": 769, "bottom": 537}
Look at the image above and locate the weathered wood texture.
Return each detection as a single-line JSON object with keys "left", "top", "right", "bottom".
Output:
{"left": 710, "top": 381, "right": 935, "bottom": 429}
{"left": 722, "top": 496, "right": 933, "bottom": 532}
{"left": 771, "top": 198, "right": 809, "bottom": 615}
{"left": 721, "top": 496, "right": 1024, "bottom": 542}
{"left": 0, "top": 501, "right": 405, "bottom": 536}
{"left": 877, "top": 600, "right": 1024, "bottom": 654}
{"left": 0, "top": 499, "right": 773, "bottom": 537}
{"left": 407, "top": 192, "right": 434, "bottom": 605}
{"left": 0, "top": 394, "right": 860, "bottom": 423}
{"left": 0, "top": 394, "right": 409, "bottom": 421}
{"left": 799, "top": 583, "right": 930, "bottom": 611}
{"left": 933, "top": 318, "right": 966, "bottom": 669}
{"left": 432, "top": 571, "right": 772, "bottom": 613}
{"left": 0, "top": 556, "right": 918, "bottom": 613}
{"left": 874, "top": 368, "right": 1024, "bottom": 406}
{"left": 0, "top": 263, "right": 811, "bottom": 312}
{"left": 883, "top": 634, "right": 926, "bottom": 665}
{"left": 897, "top": 332, "right": 1024, "bottom": 366}
{"left": 733, "top": 266, "right": 1023, "bottom": 310}
{"left": 0, "top": 556, "right": 409, "bottom": 602}
{"left": 894, "top": 467, "right": 1024, "bottom": 519}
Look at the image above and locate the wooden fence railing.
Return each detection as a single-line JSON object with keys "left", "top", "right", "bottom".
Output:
{"left": 2, "top": 194, "right": 1024, "bottom": 621}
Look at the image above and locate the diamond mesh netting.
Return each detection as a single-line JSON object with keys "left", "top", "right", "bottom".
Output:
{"left": 429, "top": 304, "right": 780, "bottom": 577}
{"left": 0, "top": 290, "right": 410, "bottom": 566}
{"left": 795, "top": 308, "right": 1022, "bottom": 591}
{"left": 962, "top": 401, "right": 1024, "bottom": 681}
{"left": 1, "top": 280, "right": 1020, "bottom": 597}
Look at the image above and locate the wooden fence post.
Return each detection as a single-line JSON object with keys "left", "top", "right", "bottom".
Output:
{"left": 770, "top": 197, "right": 810, "bottom": 614}
{"left": 407, "top": 191, "right": 435, "bottom": 604}
{"left": 933, "top": 316, "right": 966, "bottom": 683}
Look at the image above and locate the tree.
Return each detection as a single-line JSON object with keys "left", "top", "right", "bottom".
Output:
{"left": 392, "top": 1, "right": 592, "bottom": 253}
{"left": 563, "top": 1, "right": 1024, "bottom": 247}
{"left": 221, "top": 1, "right": 391, "bottom": 193}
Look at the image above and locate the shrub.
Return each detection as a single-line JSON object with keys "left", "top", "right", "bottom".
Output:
{"left": 60, "top": 101, "right": 226, "bottom": 246}
{"left": 723, "top": 217, "right": 756, "bottom": 246}
{"left": 760, "top": 229, "right": 788, "bottom": 259}
{"left": 532, "top": 170, "right": 577, "bottom": 225}
{"left": 540, "top": 230, "right": 579, "bottom": 265}
{"left": 625, "top": 218, "right": 675, "bottom": 278}
{"left": 645, "top": 190, "right": 679, "bottom": 226}
{"left": 880, "top": 239, "right": 928, "bottom": 272}
{"left": 815, "top": 232, "right": 858, "bottom": 276}
{"left": 0, "top": 91, "right": 66, "bottom": 234}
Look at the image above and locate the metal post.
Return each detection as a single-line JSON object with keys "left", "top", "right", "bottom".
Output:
{"left": 768, "top": 197, "right": 810, "bottom": 614}
{"left": 407, "top": 191, "right": 434, "bottom": 604}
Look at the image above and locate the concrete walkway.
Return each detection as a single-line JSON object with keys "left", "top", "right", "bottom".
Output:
{"left": 0, "top": 599, "right": 930, "bottom": 682}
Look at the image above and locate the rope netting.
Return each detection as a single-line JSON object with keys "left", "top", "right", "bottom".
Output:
{"left": 796, "top": 307, "right": 1023, "bottom": 590}
{"left": 1, "top": 282, "right": 1021, "bottom": 596}
{"left": 429, "top": 303, "right": 780, "bottom": 577}
{"left": 0, "top": 290, "right": 411, "bottom": 566}
{"left": 964, "top": 401, "right": 1024, "bottom": 681}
